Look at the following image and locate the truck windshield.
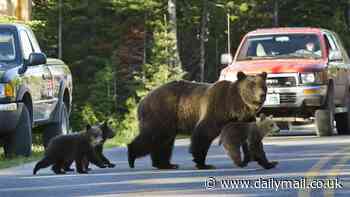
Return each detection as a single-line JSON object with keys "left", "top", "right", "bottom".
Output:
{"left": 0, "top": 32, "right": 16, "bottom": 62}
{"left": 237, "top": 34, "right": 322, "bottom": 61}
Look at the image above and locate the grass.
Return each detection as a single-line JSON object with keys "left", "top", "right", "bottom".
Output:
{"left": 0, "top": 145, "right": 44, "bottom": 169}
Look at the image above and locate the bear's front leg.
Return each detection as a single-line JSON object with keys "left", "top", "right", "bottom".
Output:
{"left": 190, "top": 121, "right": 218, "bottom": 170}
{"left": 251, "top": 141, "right": 278, "bottom": 169}
{"left": 96, "top": 144, "right": 115, "bottom": 168}
{"left": 241, "top": 141, "right": 250, "bottom": 167}
{"left": 86, "top": 146, "right": 107, "bottom": 169}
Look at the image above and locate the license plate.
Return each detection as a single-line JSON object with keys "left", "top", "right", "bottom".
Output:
{"left": 264, "top": 93, "right": 280, "bottom": 105}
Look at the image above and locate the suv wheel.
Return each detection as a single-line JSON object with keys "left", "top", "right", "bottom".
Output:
{"left": 315, "top": 82, "right": 334, "bottom": 136}
{"left": 4, "top": 104, "right": 32, "bottom": 157}
{"left": 43, "top": 104, "right": 70, "bottom": 148}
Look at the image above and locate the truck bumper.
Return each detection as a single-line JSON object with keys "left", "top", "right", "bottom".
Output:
{"left": 0, "top": 103, "right": 23, "bottom": 134}
{"left": 261, "top": 85, "right": 327, "bottom": 117}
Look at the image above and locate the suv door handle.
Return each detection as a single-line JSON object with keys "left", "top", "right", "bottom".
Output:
{"left": 42, "top": 74, "right": 51, "bottom": 80}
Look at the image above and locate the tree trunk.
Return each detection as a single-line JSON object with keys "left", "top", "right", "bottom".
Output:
{"left": 199, "top": 0, "right": 208, "bottom": 82}
{"left": 273, "top": 0, "right": 279, "bottom": 27}
{"left": 168, "top": 0, "right": 182, "bottom": 68}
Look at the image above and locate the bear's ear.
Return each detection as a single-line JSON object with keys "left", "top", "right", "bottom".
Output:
{"left": 259, "top": 113, "right": 266, "bottom": 121}
{"left": 260, "top": 72, "right": 267, "bottom": 80}
{"left": 237, "top": 71, "right": 247, "bottom": 81}
{"left": 86, "top": 124, "right": 92, "bottom": 131}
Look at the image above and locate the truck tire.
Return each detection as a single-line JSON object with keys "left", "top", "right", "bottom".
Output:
{"left": 315, "top": 82, "right": 334, "bottom": 136}
{"left": 335, "top": 88, "right": 350, "bottom": 135}
{"left": 4, "top": 105, "right": 32, "bottom": 157}
{"left": 315, "top": 109, "right": 333, "bottom": 136}
{"left": 43, "top": 104, "right": 70, "bottom": 148}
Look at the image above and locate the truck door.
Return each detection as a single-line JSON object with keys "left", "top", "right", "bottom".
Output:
{"left": 324, "top": 32, "right": 348, "bottom": 106}
{"left": 19, "top": 29, "right": 54, "bottom": 122}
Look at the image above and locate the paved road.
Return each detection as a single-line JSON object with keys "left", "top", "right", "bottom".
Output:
{"left": 1, "top": 129, "right": 350, "bottom": 196}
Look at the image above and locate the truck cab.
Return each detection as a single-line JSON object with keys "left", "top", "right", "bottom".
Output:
{"left": 219, "top": 27, "right": 350, "bottom": 135}
{"left": 0, "top": 24, "right": 73, "bottom": 156}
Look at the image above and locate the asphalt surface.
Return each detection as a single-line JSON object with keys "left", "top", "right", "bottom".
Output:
{"left": 1, "top": 127, "right": 350, "bottom": 196}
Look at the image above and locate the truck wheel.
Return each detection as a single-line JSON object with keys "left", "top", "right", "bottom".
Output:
{"left": 43, "top": 104, "right": 70, "bottom": 148}
{"left": 335, "top": 88, "right": 350, "bottom": 135}
{"left": 315, "top": 109, "right": 333, "bottom": 136}
{"left": 315, "top": 82, "right": 335, "bottom": 136}
{"left": 4, "top": 105, "right": 32, "bottom": 157}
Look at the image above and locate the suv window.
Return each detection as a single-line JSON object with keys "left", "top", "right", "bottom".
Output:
{"left": 25, "top": 29, "right": 41, "bottom": 53}
{"left": 237, "top": 34, "right": 322, "bottom": 61}
{"left": 0, "top": 32, "right": 16, "bottom": 61}
{"left": 324, "top": 33, "right": 338, "bottom": 50}
{"left": 20, "top": 30, "right": 34, "bottom": 59}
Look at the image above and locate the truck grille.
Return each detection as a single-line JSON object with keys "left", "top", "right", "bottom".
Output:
{"left": 280, "top": 92, "right": 297, "bottom": 103}
{"left": 266, "top": 77, "right": 296, "bottom": 87}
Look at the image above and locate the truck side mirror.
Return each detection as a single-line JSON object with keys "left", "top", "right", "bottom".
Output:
{"left": 26, "top": 52, "right": 47, "bottom": 67}
{"left": 220, "top": 53, "right": 233, "bottom": 65}
{"left": 328, "top": 50, "right": 343, "bottom": 62}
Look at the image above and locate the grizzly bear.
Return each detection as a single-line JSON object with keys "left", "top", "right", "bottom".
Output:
{"left": 128, "top": 71, "right": 267, "bottom": 170}
{"left": 33, "top": 124, "right": 106, "bottom": 175}
{"left": 63, "top": 121, "right": 117, "bottom": 171}
{"left": 219, "top": 114, "right": 279, "bottom": 169}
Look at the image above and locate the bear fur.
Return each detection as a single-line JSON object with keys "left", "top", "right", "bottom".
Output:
{"left": 33, "top": 124, "right": 106, "bottom": 175}
{"left": 63, "top": 121, "right": 117, "bottom": 171}
{"left": 128, "top": 71, "right": 267, "bottom": 169}
{"left": 219, "top": 114, "right": 279, "bottom": 169}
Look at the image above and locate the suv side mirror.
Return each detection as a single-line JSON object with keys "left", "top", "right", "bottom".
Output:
{"left": 220, "top": 53, "right": 233, "bottom": 65}
{"left": 328, "top": 50, "right": 343, "bottom": 62}
{"left": 26, "top": 52, "right": 47, "bottom": 66}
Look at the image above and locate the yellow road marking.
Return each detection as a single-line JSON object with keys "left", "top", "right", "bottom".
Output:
{"left": 298, "top": 148, "right": 345, "bottom": 197}
{"left": 324, "top": 147, "right": 350, "bottom": 197}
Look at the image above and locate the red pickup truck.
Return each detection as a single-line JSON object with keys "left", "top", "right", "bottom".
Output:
{"left": 219, "top": 27, "right": 350, "bottom": 135}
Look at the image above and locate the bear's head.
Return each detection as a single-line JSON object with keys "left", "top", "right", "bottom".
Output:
{"left": 256, "top": 113, "right": 279, "bottom": 139}
{"left": 237, "top": 71, "right": 267, "bottom": 110}
{"left": 99, "top": 121, "right": 116, "bottom": 140}
{"left": 86, "top": 124, "right": 104, "bottom": 146}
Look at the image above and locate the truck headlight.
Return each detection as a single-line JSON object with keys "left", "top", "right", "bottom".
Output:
{"left": 0, "top": 84, "right": 14, "bottom": 98}
{"left": 301, "top": 73, "right": 315, "bottom": 83}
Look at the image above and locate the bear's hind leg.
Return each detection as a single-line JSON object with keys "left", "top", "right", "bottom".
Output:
{"left": 127, "top": 132, "right": 153, "bottom": 168}
{"left": 33, "top": 157, "right": 52, "bottom": 175}
{"left": 151, "top": 135, "right": 178, "bottom": 169}
{"left": 224, "top": 144, "right": 245, "bottom": 167}
{"left": 63, "top": 160, "right": 75, "bottom": 172}
{"left": 52, "top": 160, "right": 66, "bottom": 174}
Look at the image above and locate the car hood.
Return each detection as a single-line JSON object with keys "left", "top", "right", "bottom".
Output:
{"left": 223, "top": 59, "right": 326, "bottom": 75}
{"left": 0, "top": 63, "right": 20, "bottom": 83}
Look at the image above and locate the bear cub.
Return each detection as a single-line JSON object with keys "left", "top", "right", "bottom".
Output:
{"left": 33, "top": 124, "right": 106, "bottom": 175}
{"left": 219, "top": 114, "right": 279, "bottom": 169}
{"left": 64, "top": 121, "right": 117, "bottom": 171}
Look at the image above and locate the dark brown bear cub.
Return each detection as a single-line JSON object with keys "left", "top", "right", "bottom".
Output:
{"left": 33, "top": 124, "right": 106, "bottom": 175}
{"left": 63, "top": 121, "right": 116, "bottom": 171}
{"left": 219, "top": 114, "right": 279, "bottom": 169}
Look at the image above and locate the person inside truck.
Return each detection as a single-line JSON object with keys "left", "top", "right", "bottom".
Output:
{"left": 295, "top": 40, "right": 321, "bottom": 57}
{"left": 305, "top": 41, "right": 321, "bottom": 56}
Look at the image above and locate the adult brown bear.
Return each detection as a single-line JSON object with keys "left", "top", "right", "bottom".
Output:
{"left": 128, "top": 71, "right": 267, "bottom": 169}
